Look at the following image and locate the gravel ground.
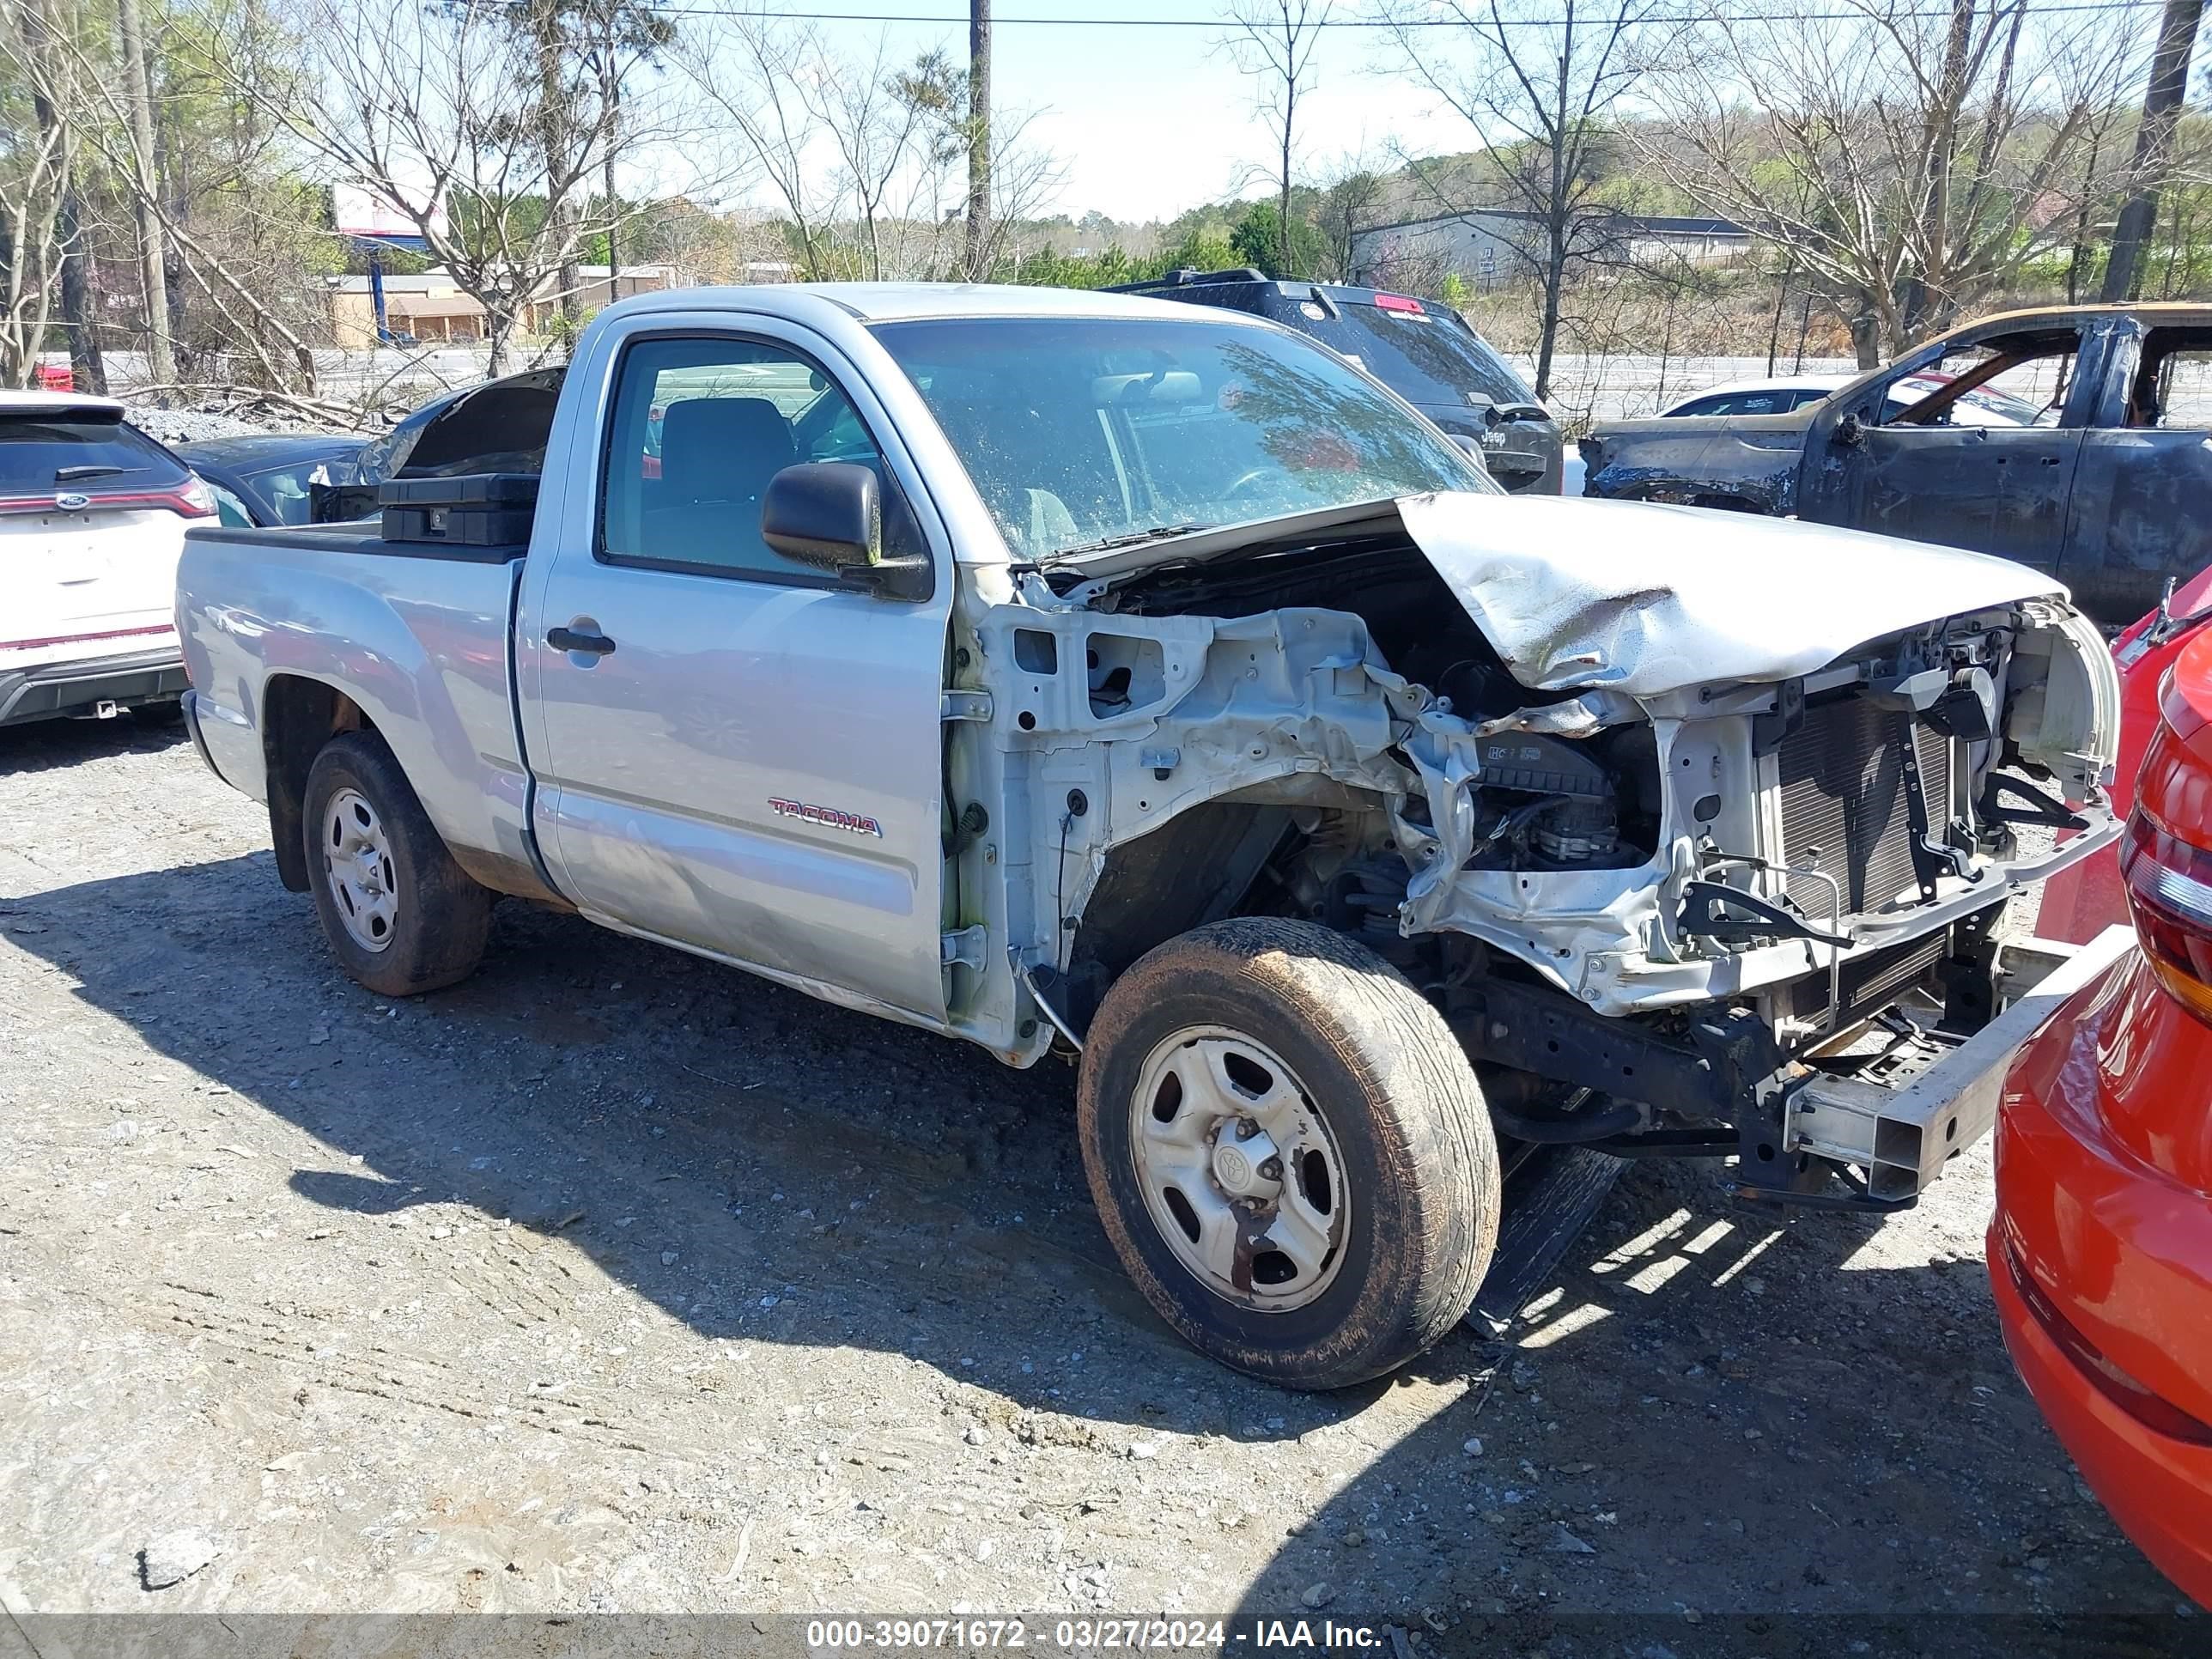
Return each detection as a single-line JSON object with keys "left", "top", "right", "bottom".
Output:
{"left": 124, "top": 408, "right": 301, "bottom": 447}
{"left": 0, "top": 718, "right": 2195, "bottom": 1656}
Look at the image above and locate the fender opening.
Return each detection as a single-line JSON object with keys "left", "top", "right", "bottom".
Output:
{"left": 262, "top": 678, "right": 373, "bottom": 891}
{"left": 1066, "top": 788, "right": 1422, "bottom": 1035}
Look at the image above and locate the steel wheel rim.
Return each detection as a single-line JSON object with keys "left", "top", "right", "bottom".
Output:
{"left": 1128, "top": 1024, "right": 1350, "bottom": 1313}
{"left": 323, "top": 787, "right": 398, "bottom": 953}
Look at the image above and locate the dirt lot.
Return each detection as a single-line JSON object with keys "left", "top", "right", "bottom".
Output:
{"left": 0, "top": 718, "right": 2195, "bottom": 1655}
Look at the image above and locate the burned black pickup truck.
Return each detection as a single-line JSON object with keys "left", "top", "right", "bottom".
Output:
{"left": 1580, "top": 304, "right": 2212, "bottom": 623}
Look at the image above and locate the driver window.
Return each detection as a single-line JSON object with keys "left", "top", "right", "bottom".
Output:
{"left": 600, "top": 336, "right": 916, "bottom": 581}
{"left": 2127, "top": 331, "right": 2212, "bottom": 431}
{"left": 1881, "top": 337, "right": 2072, "bottom": 429}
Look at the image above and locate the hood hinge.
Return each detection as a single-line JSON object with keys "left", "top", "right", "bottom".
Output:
{"left": 940, "top": 925, "right": 988, "bottom": 973}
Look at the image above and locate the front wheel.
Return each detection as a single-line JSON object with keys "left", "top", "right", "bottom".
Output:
{"left": 1077, "top": 918, "right": 1499, "bottom": 1390}
{"left": 302, "top": 730, "right": 492, "bottom": 996}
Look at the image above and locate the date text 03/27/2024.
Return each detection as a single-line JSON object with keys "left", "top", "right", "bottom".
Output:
{"left": 799, "top": 1617, "right": 1389, "bottom": 1651}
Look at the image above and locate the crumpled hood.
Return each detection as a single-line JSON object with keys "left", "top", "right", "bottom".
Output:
{"left": 1397, "top": 491, "right": 2068, "bottom": 696}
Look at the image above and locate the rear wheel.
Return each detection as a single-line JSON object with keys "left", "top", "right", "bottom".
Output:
{"left": 302, "top": 731, "right": 492, "bottom": 996}
{"left": 1077, "top": 917, "right": 1499, "bottom": 1389}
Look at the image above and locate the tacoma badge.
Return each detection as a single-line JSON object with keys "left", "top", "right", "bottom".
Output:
{"left": 768, "top": 797, "right": 884, "bottom": 837}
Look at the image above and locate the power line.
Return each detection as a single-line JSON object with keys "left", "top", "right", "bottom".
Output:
{"left": 641, "top": 0, "right": 2161, "bottom": 22}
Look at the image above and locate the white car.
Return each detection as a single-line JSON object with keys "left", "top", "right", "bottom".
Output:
{"left": 1, "top": 390, "right": 215, "bottom": 728}
{"left": 1662, "top": 370, "right": 2049, "bottom": 425}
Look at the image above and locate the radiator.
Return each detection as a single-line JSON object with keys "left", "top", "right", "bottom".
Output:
{"left": 1781, "top": 933, "right": 1948, "bottom": 1024}
{"left": 1778, "top": 696, "right": 1954, "bottom": 916}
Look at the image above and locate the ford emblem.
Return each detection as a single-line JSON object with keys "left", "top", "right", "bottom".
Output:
{"left": 54, "top": 491, "right": 90, "bottom": 511}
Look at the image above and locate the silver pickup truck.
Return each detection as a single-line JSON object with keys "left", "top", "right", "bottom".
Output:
{"left": 177, "top": 284, "right": 2127, "bottom": 1389}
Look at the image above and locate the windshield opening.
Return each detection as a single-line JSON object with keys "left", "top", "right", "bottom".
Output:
{"left": 870, "top": 316, "right": 1492, "bottom": 561}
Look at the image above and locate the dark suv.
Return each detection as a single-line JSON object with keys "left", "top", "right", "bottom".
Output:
{"left": 1108, "top": 268, "right": 1562, "bottom": 494}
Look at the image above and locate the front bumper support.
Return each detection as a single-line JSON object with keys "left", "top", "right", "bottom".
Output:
{"left": 1449, "top": 925, "right": 2138, "bottom": 1212}
{"left": 1784, "top": 926, "right": 2136, "bottom": 1201}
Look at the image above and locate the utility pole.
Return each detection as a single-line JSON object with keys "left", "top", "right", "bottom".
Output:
{"left": 963, "top": 0, "right": 990, "bottom": 280}
{"left": 2101, "top": 0, "right": 2204, "bottom": 301}
{"left": 114, "top": 0, "right": 173, "bottom": 389}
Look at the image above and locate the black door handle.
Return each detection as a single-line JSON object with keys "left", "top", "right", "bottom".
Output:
{"left": 548, "top": 625, "right": 616, "bottom": 657}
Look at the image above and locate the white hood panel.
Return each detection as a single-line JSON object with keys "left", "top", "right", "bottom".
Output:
{"left": 1396, "top": 492, "right": 2068, "bottom": 696}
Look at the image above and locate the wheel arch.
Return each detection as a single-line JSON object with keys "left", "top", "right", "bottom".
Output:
{"left": 1066, "top": 781, "right": 1401, "bottom": 1035}
{"left": 263, "top": 674, "right": 377, "bottom": 892}
{"left": 258, "top": 667, "right": 561, "bottom": 907}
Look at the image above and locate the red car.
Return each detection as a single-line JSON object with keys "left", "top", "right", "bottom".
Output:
{"left": 2039, "top": 561, "right": 2212, "bottom": 944}
{"left": 1990, "top": 618, "right": 2212, "bottom": 1607}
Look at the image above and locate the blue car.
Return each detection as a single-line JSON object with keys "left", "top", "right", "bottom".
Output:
{"left": 175, "top": 433, "right": 368, "bottom": 528}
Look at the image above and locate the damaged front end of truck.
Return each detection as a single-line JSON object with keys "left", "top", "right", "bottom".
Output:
{"left": 950, "top": 490, "right": 2123, "bottom": 1212}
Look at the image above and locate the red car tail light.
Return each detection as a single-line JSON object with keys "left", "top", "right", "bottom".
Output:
{"left": 0, "top": 478, "right": 215, "bottom": 519}
{"left": 2005, "top": 1241, "right": 2212, "bottom": 1445}
{"left": 1372, "top": 293, "right": 1424, "bottom": 314}
{"left": 160, "top": 477, "right": 219, "bottom": 518}
{"left": 2122, "top": 808, "right": 2212, "bottom": 1026}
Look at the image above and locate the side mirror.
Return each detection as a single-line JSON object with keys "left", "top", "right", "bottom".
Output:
{"left": 1449, "top": 433, "right": 1493, "bottom": 471}
{"left": 761, "top": 462, "right": 930, "bottom": 601}
{"left": 1834, "top": 410, "right": 1867, "bottom": 447}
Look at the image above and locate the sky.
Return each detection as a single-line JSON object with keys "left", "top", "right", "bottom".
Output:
{"left": 673, "top": 2, "right": 1483, "bottom": 225}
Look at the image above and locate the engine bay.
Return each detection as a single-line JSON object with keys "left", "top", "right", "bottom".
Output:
{"left": 978, "top": 501, "right": 2122, "bottom": 1049}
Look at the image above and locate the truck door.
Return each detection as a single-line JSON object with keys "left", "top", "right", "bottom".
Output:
{"left": 1798, "top": 325, "right": 2087, "bottom": 568}
{"left": 2062, "top": 321, "right": 2212, "bottom": 623}
{"left": 520, "top": 324, "right": 955, "bottom": 1023}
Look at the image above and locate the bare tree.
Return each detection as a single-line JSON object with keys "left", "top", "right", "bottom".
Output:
{"left": 2102, "top": 0, "right": 2205, "bottom": 299}
{"left": 492, "top": 0, "right": 671, "bottom": 328}
{"left": 806, "top": 40, "right": 940, "bottom": 281}
{"left": 680, "top": 15, "right": 1061, "bottom": 285}
{"left": 1314, "top": 151, "right": 1388, "bottom": 281}
{"left": 676, "top": 14, "right": 837, "bottom": 278}
{"left": 1640, "top": 0, "right": 2144, "bottom": 363}
{"left": 971, "top": 106, "right": 1067, "bottom": 273}
{"left": 1223, "top": 0, "right": 1331, "bottom": 278}
{"left": 0, "top": 0, "right": 72, "bottom": 385}
{"left": 216, "top": 0, "right": 676, "bottom": 371}
{"left": 1375, "top": 0, "right": 1653, "bottom": 401}
{"left": 893, "top": 50, "right": 1064, "bottom": 278}
{"left": 115, "top": 0, "right": 176, "bottom": 386}
{"left": 963, "top": 0, "right": 989, "bottom": 279}
{"left": 24, "top": 0, "right": 342, "bottom": 394}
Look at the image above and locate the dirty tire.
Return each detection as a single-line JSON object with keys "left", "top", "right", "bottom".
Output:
{"left": 302, "top": 730, "right": 493, "bottom": 997}
{"left": 1077, "top": 917, "right": 1499, "bottom": 1390}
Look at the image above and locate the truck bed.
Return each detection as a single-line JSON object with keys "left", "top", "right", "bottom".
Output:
{"left": 191, "top": 520, "right": 528, "bottom": 565}
{"left": 176, "top": 520, "right": 544, "bottom": 902}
